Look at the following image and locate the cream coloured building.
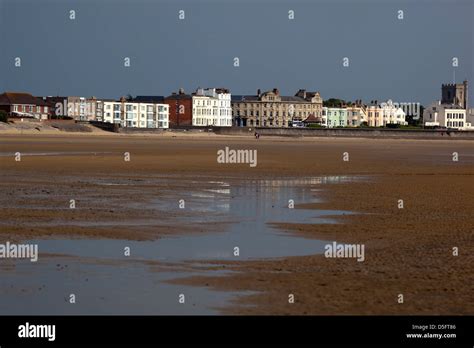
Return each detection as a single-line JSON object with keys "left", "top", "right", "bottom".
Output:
{"left": 103, "top": 98, "right": 169, "bottom": 128}
{"left": 232, "top": 88, "right": 323, "bottom": 127}
{"left": 192, "top": 88, "right": 232, "bottom": 127}
{"left": 366, "top": 105, "right": 384, "bottom": 127}
{"left": 345, "top": 104, "right": 367, "bottom": 127}
{"left": 380, "top": 100, "right": 407, "bottom": 126}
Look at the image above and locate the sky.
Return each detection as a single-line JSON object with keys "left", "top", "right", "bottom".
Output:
{"left": 0, "top": 0, "right": 473, "bottom": 106}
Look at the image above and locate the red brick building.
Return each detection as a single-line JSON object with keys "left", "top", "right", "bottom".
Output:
{"left": 0, "top": 92, "right": 50, "bottom": 119}
{"left": 164, "top": 89, "right": 192, "bottom": 127}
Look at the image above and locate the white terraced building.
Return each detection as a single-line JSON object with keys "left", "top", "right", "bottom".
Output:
{"left": 103, "top": 99, "right": 169, "bottom": 128}
{"left": 102, "top": 100, "right": 122, "bottom": 125}
{"left": 192, "top": 88, "right": 232, "bottom": 127}
{"left": 423, "top": 101, "right": 470, "bottom": 130}
{"left": 380, "top": 99, "right": 407, "bottom": 126}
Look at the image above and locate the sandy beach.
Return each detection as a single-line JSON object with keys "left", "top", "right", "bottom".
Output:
{"left": 0, "top": 131, "right": 473, "bottom": 314}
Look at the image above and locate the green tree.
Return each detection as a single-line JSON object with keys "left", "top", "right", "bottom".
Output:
{"left": 323, "top": 98, "right": 346, "bottom": 107}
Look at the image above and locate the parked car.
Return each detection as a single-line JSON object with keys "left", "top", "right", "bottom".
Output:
{"left": 291, "top": 121, "right": 305, "bottom": 128}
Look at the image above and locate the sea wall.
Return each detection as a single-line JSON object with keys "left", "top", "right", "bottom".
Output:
{"left": 215, "top": 127, "right": 474, "bottom": 140}
{"left": 87, "top": 121, "right": 474, "bottom": 139}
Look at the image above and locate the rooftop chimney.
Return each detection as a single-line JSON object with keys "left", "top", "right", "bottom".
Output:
{"left": 296, "top": 89, "right": 307, "bottom": 99}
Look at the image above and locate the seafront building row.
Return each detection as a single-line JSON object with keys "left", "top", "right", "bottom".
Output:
{"left": 0, "top": 81, "right": 472, "bottom": 130}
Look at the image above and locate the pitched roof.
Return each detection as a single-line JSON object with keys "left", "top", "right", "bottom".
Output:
{"left": 0, "top": 92, "right": 48, "bottom": 106}
{"left": 232, "top": 95, "right": 315, "bottom": 103}
{"left": 281, "top": 96, "right": 306, "bottom": 102}
{"left": 303, "top": 113, "right": 321, "bottom": 123}
{"left": 304, "top": 91, "right": 320, "bottom": 99}
{"left": 232, "top": 95, "right": 256, "bottom": 102}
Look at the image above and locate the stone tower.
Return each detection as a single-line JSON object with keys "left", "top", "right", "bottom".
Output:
{"left": 441, "top": 80, "right": 468, "bottom": 109}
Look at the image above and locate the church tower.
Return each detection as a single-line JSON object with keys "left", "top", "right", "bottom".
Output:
{"left": 441, "top": 80, "right": 468, "bottom": 109}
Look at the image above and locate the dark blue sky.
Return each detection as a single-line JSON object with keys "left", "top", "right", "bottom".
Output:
{"left": 0, "top": 0, "right": 472, "bottom": 106}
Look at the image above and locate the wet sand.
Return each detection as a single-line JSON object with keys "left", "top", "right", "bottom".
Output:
{"left": 0, "top": 133, "right": 473, "bottom": 314}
